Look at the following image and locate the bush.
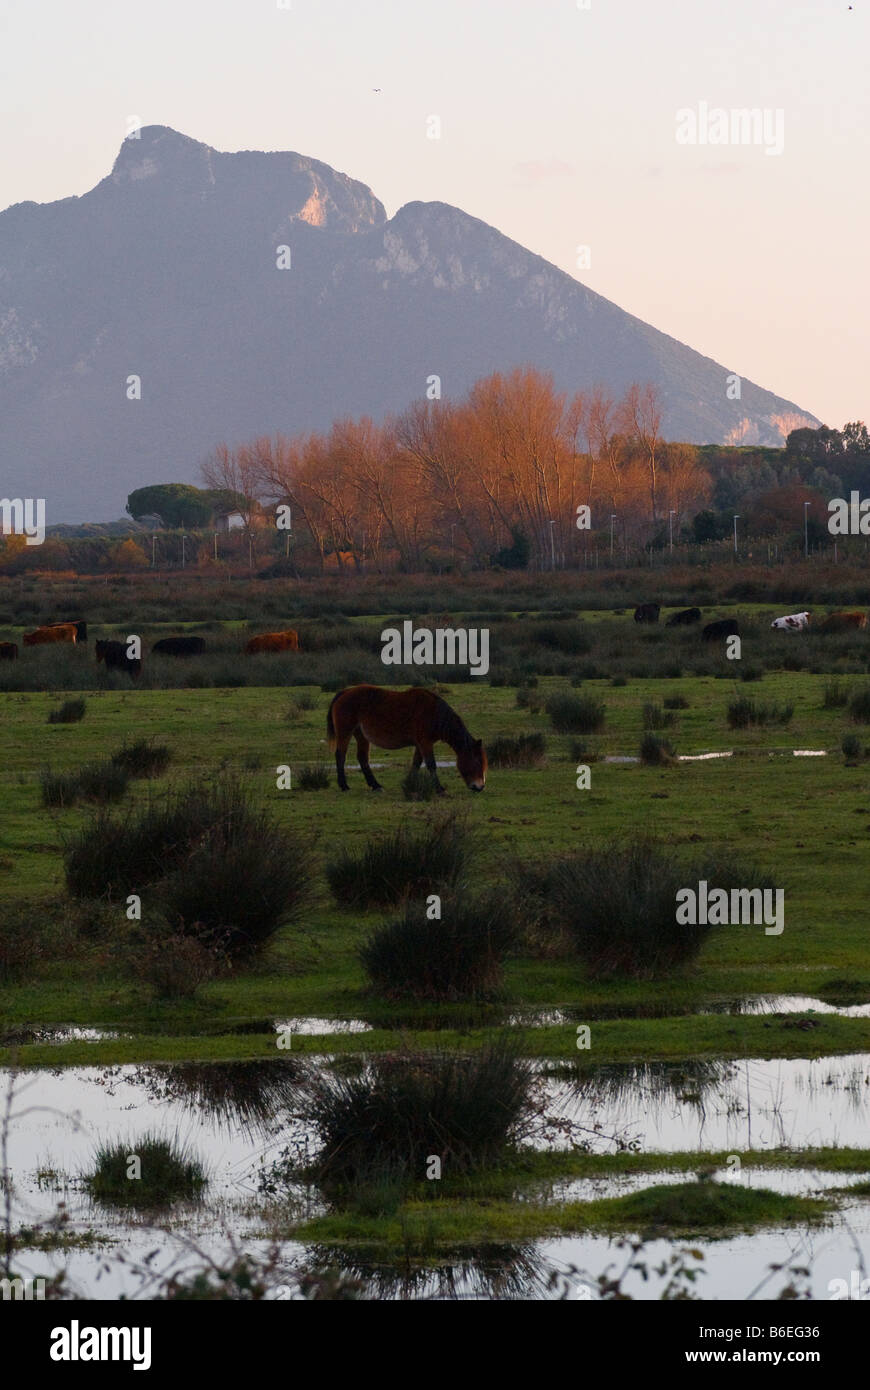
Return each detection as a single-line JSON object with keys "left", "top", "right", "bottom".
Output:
{"left": 547, "top": 841, "right": 771, "bottom": 979}
{"left": 47, "top": 698, "right": 86, "bottom": 724}
{"left": 842, "top": 733, "right": 863, "bottom": 763}
{"left": 360, "top": 893, "right": 518, "bottom": 1001}
{"left": 639, "top": 733, "right": 677, "bottom": 766}
{"left": 126, "top": 928, "right": 225, "bottom": 999}
{"left": 41, "top": 761, "right": 129, "bottom": 808}
{"left": 110, "top": 740, "right": 172, "bottom": 779}
{"left": 326, "top": 812, "right": 471, "bottom": 909}
{"left": 295, "top": 763, "right": 330, "bottom": 791}
{"left": 401, "top": 768, "right": 438, "bottom": 801}
{"left": 545, "top": 692, "right": 606, "bottom": 734}
{"left": 486, "top": 733, "right": 546, "bottom": 768}
{"left": 514, "top": 684, "right": 542, "bottom": 712}
{"left": 727, "top": 697, "right": 794, "bottom": 729}
{"left": 849, "top": 688, "right": 870, "bottom": 724}
{"left": 822, "top": 681, "right": 849, "bottom": 710}
{"left": 299, "top": 1043, "right": 533, "bottom": 1188}
{"left": 0, "top": 905, "right": 47, "bottom": 980}
{"left": 65, "top": 776, "right": 314, "bottom": 957}
{"left": 663, "top": 694, "right": 689, "bottom": 710}
{"left": 642, "top": 702, "right": 675, "bottom": 731}
{"left": 84, "top": 1134, "right": 208, "bottom": 1208}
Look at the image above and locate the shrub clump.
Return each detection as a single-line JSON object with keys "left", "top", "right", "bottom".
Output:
{"left": 639, "top": 733, "right": 677, "bottom": 766}
{"left": 110, "top": 740, "right": 172, "bottom": 778}
{"left": 727, "top": 697, "right": 794, "bottom": 729}
{"left": 401, "top": 767, "right": 438, "bottom": 801}
{"left": 326, "top": 812, "right": 471, "bottom": 909}
{"left": 47, "top": 698, "right": 86, "bottom": 724}
{"left": 642, "top": 702, "right": 675, "bottom": 731}
{"left": 64, "top": 776, "right": 313, "bottom": 958}
{"left": 849, "top": 688, "right": 870, "bottom": 724}
{"left": 299, "top": 1043, "right": 533, "bottom": 1188}
{"left": 295, "top": 763, "right": 330, "bottom": 791}
{"left": 41, "top": 761, "right": 129, "bottom": 808}
{"left": 360, "top": 893, "right": 517, "bottom": 1001}
{"left": 84, "top": 1134, "right": 208, "bottom": 1208}
{"left": 545, "top": 841, "right": 775, "bottom": 979}
{"left": 545, "top": 692, "right": 606, "bottom": 734}
{"left": 486, "top": 733, "right": 546, "bottom": 768}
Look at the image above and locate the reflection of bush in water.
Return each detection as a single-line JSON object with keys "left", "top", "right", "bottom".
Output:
{"left": 300, "top": 1243, "right": 552, "bottom": 1301}
{"left": 135, "top": 1060, "right": 305, "bottom": 1136}
{"left": 544, "top": 1060, "right": 733, "bottom": 1111}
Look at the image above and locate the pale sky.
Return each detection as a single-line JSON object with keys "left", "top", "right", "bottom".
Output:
{"left": 1, "top": 0, "right": 866, "bottom": 427}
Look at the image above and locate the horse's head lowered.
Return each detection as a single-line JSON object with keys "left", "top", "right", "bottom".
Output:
{"left": 457, "top": 739, "right": 487, "bottom": 791}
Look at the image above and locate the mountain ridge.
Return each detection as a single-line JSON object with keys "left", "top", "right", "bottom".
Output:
{"left": 0, "top": 126, "right": 818, "bottom": 523}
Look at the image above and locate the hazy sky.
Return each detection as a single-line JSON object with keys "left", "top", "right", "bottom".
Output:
{"left": 1, "top": 0, "right": 866, "bottom": 427}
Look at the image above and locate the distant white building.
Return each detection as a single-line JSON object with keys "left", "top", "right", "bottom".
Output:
{"left": 215, "top": 511, "right": 246, "bottom": 533}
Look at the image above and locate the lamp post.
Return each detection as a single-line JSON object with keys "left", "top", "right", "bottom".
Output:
{"left": 214, "top": 531, "right": 218, "bottom": 562}
{"left": 804, "top": 501, "right": 810, "bottom": 559}
{"left": 733, "top": 515, "right": 739, "bottom": 555}
{"left": 669, "top": 509, "right": 676, "bottom": 555}
{"left": 549, "top": 519, "right": 556, "bottom": 571}
{"left": 181, "top": 534, "right": 186, "bottom": 569}
{"left": 610, "top": 514, "right": 617, "bottom": 560}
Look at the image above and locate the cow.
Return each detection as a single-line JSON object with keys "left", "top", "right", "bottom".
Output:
{"left": 633, "top": 603, "right": 660, "bottom": 624}
{"left": 95, "top": 639, "right": 142, "bottom": 678}
{"left": 702, "top": 618, "right": 740, "bottom": 642}
{"left": 23, "top": 623, "right": 77, "bottom": 646}
{"left": 770, "top": 611, "right": 811, "bottom": 632}
{"left": 152, "top": 636, "right": 206, "bottom": 656}
{"left": 0, "top": 641, "right": 18, "bottom": 660}
{"left": 666, "top": 607, "right": 702, "bottom": 627}
{"left": 245, "top": 629, "right": 300, "bottom": 654}
{"left": 817, "top": 611, "right": 868, "bottom": 634}
{"left": 48, "top": 620, "right": 87, "bottom": 643}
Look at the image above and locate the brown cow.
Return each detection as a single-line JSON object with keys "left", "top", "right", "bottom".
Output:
{"left": 817, "top": 611, "right": 869, "bottom": 634}
{"left": 23, "top": 623, "right": 77, "bottom": 646}
{"left": 245, "top": 629, "right": 300, "bottom": 655}
{"left": 0, "top": 641, "right": 18, "bottom": 660}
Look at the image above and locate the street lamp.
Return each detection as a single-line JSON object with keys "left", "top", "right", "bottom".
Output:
{"left": 669, "top": 509, "right": 676, "bottom": 554}
{"left": 610, "top": 514, "right": 617, "bottom": 560}
{"left": 733, "top": 515, "right": 739, "bottom": 554}
{"left": 804, "top": 501, "right": 811, "bottom": 559}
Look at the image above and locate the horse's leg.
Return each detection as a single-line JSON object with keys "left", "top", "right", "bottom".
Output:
{"left": 411, "top": 748, "right": 423, "bottom": 770}
{"left": 355, "top": 732, "right": 382, "bottom": 791}
{"left": 334, "top": 731, "right": 352, "bottom": 791}
{"left": 419, "top": 739, "right": 445, "bottom": 794}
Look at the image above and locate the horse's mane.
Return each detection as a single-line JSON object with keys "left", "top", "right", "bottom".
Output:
{"left": 432, "top": 695, "right": 473, "bottom": 752}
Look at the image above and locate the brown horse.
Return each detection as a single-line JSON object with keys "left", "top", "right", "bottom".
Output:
{"left": 326, "top": 684, "right": 487, "bottom": 793}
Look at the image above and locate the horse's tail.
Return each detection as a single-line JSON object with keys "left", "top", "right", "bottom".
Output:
{"left": 326, "top": 692, "right": 340, "bottom": 749}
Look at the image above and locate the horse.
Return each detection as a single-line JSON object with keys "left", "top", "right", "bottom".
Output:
{"left": 326, "top": 684, "right": 487, "bottom": 793}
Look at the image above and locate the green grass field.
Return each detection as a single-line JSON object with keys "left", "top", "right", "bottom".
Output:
{"left": 3, "top": 668, "right": 870, "bottom": 1066}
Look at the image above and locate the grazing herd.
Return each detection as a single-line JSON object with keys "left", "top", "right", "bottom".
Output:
{"left": 632, "top": 604, "right": 869, "bottom": 644}
{"left": 0, "top": 625, "right": 300, "bottom": 671}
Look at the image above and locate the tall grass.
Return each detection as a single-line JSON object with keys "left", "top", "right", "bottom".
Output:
{"left": 360, "top": 893, "right": 517, "bottom": 1000}
{"left": 299, "top": 1043, "right": 533, "bottom": 1188}
{"left": 47, "top": 698, "right": 86, "bottom": 724}
{"left": 84, "top": 1133, "right": 208, "bottom": 1207}
{"left": 326, "top": 812, "right": 471, "bottom": 909}
{"left": 545, "top": 692, "right": 606, "bottom": 734}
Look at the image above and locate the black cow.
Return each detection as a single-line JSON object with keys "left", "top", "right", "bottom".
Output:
{"left": 702, "top": 618, "right": 739, "bottom": 642}
{"left": 666, "top": 607, "right": 702, "bottom": 627}
{"left": 152, "top": 636, "right": 206, "bottom": 656}
{"left": 48, "top": 620, "right": 87, "bottom": 643}
{"left": 634, "top": 603, "right": 660, "bottom": 624}
{"left": 95, "top": 639, "right": 141, "bottom": 678}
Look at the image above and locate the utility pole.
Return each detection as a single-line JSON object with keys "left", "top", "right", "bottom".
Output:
{"left": 804, "top": 501, "right": 810, "bottom": 559}
{"left": 549, "top": 519, "right": 556, "bottom": 570}
{"left": 610, "top": 514, "right": 617, "bottom": 560}
{"left": 733, "top": 515, "right": 739, "bottom": 555}
{"left": 669, "top": 509, "right": 676, "bottom": 554}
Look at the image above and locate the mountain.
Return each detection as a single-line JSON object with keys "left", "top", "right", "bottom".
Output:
{"left": 0, "top": 125, "right": 818, "bottom": 523}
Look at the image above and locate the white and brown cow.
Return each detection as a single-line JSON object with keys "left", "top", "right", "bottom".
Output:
{"left": 770, "top": 611, "right": 811, "bottom": 631}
